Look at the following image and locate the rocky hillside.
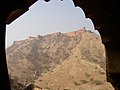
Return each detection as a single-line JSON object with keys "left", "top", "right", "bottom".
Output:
{"left": 6, "top": 28, "right": 112, "bottom": 89}
{"left": 34, "top": 53, "right": 114, "bottom": 90}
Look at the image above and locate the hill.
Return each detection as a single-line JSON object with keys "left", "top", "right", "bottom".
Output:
{"left": 6, "top": 28, "right": 114, "bottom": 89}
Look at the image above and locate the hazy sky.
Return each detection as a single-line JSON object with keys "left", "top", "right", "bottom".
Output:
{"left": 6, "top": 0, "right": 99, "bottom": 47}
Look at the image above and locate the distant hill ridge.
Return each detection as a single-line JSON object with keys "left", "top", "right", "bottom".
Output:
{"left": 10, "top": 28, "right": 97, "bottom": 46}
{"left": 6, "top": 28, "right": 112, "bottom": 90}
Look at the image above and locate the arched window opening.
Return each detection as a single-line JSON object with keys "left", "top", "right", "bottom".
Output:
{"left": 6, "top": 0, "right": 114, "bottom": 90}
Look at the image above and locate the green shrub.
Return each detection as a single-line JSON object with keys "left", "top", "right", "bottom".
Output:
{"left": 80, "top": 80, "right": 88, "bottom": 84}
{"left": 93, "top": 80, "right": 103, "bottom": 85}
{"left": 45, "top": 87, "right": 50, "bottom": 90}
